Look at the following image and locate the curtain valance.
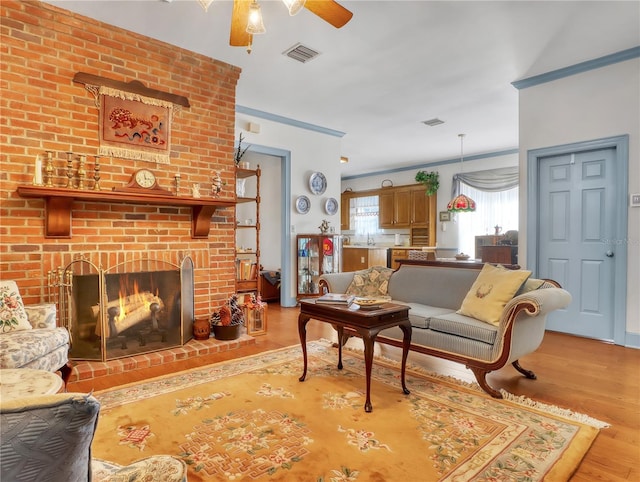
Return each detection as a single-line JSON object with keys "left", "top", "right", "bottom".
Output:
{"left": 451, "top": 166, "right": 519, "bottom": 197}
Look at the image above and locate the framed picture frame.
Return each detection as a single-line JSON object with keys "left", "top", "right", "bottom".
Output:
{"left": 439, "top": 211, "right": 451, "bottom": 222}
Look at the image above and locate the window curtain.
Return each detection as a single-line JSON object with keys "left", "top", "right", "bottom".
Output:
{"left": 452, "top": 167, "right": 519, "bottom": 257}
{"left": 450, "top": 166, "right": 519, "bottom": 198}
{"left": 351, "top": 195, "right": 381, "bottom": 237}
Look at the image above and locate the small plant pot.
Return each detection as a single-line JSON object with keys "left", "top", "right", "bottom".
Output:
{"left": 192, "top": 317, "right": 211, "bottom": 340}
{"left": 212, "top": 324, "right": 241, "bottom": 340}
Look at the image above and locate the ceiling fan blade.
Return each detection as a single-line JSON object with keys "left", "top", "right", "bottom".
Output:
{"left": 230, "top": 0, "right": 253, "bottom": 46}
{"left": 304, "top": 0, "right": 353, "bottom": 28}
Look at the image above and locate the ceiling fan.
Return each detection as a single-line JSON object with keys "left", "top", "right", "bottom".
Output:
{"left": 219, "top": 0, "right": 353, "bottom": 49}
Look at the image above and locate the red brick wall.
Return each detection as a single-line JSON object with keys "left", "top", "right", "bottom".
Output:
{"left": 0, "top": 1, "right": 240, "bottom": 318}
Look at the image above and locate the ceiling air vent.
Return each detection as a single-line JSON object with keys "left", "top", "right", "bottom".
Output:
{"left": 283, "top": 43, "right": 321, "bottom": 63}
{"left": 422, "top": 118, "right": 445, "bottom": 127}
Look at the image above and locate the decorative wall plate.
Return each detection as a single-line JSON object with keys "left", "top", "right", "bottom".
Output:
{"left": 309, "top": 172, "right": 327, "bottom": 195}
{"left": 295, "top": 195, "right": 311, "bottom": 214}
{"left": 324, "top": 197, "right": 338, "bottom": 215}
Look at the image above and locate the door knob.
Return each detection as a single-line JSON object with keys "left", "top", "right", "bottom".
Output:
{"left": 605, "top": 250, "right": 614, "bottom": 257}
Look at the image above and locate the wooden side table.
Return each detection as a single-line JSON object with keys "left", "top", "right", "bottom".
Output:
{"left": 0, "top": 369, "right": 64, "bottom": 402}
{"left": 298, "top": 299, "right": 411, "bottom": 412}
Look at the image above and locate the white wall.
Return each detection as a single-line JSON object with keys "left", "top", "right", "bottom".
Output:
{"left": 341, "top": 152, "right": 518, "bottom": 252}
{"left": 236, "top": 114, "right": 343, "bottom": 303}
{"left": 518, "top": 58, "right": 640, "bottom": 337}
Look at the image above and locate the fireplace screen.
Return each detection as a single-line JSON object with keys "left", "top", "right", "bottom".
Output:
{"left": 52, "top": 256, "right": 194, "bottom": 361}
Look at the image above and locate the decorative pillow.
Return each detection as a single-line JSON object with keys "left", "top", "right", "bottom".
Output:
{"left": 457, "top": 264, "right": 531, "bottom": 326}
{"left": 346, "top": 266, "right": 394, "bottom": 297}
{"left": 516, "top": 278, "right": 545, "bottom": 296}
{"left": 0, "top": 280, "right": 32, "bottom": 333}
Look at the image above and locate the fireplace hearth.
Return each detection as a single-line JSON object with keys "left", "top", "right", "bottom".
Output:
{"left": 51, "top": 255, "right": 194, "bottom": 361}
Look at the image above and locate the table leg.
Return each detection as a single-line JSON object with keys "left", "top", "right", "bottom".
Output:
{"left": 298, "top": 313, "right": 310, "bottom": 382}
{"left": 360, "top": 329, "right": 376, "bottom": 413}
{"left": 399, "top": 322, "right": 412, "bottom": 395}
{"left": 336, "top": 325, "right": 344, "bottom": 370}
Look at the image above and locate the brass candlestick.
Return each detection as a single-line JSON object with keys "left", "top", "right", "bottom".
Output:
{"left": 77, "top": 155, "right": 86, "bottom": 190}
{"left": 65, "top": 152, "right": 74, "bottom": 188}
{"left": 174, "top": 174, "right": 181, "bottom": 196}
{"left": 44, "top": 151, "right": 54, "bottom": 187}
{"left": 93, "top": 155, "right": 101, "bottom": 191}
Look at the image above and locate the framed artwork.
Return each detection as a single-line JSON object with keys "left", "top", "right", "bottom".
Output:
{"left": 439, "top": 211, "right": 451, "bottom": 222}
{"left": 98, "top": 88, "right": 172, "bottom": 164}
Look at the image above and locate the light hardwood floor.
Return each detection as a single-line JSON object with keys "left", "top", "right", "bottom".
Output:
{"left": 68, "top": 304, "right": 640, "bottom": 481}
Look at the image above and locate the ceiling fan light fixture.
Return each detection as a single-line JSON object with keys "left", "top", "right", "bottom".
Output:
{"left": 282, "top": 0, "right": 306, "bottom": 16}
{"left": 197, "top": 0, "right": 214, "bottom": 12}
{"left": 246, "top": 1, "right": 266, "bottom": 35}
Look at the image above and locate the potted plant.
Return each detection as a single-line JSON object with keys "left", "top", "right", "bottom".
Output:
{"left": 234, "top": 132, "right": 250, "bottom": 167}
{"left": 210, "top": 294, "right": 244, "bottom": 340}
{"left": 415, "top": 170, "right": 439, "bottom": 196}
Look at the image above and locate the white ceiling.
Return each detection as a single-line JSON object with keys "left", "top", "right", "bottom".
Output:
{"left": 47, "top": 1, "right": 639, "bottom": 177}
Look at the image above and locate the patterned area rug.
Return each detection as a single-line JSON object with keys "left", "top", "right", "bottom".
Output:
{"left": 92, "top": 340, "right": 605, "bottom": 481}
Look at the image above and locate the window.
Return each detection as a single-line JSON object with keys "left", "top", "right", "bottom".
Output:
{"left": 349, "top": 195, "right": 381, "bottom": 237}
{"left": 457, "top": 184, "right": 519, "bottom": 257}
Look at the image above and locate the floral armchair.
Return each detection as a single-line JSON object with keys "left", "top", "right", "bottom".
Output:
{"left": 1, "top": 392, "right": 188, "bottom": 481}
{"left": 0, "top": 280, "right": 71, "bottom": 382}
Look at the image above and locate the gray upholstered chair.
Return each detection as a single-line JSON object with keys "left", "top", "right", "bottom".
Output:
{"left": 0, "top": 392, "right": 188, "bottom": 481}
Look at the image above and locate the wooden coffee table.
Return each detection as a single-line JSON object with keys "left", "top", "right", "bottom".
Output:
{"left": 298, "top": 299, "right": 412, "bottom": 412}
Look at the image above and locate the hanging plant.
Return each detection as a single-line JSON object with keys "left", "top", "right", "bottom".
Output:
{"left": 415, "top": 170, "right": 439, "bottom": 196}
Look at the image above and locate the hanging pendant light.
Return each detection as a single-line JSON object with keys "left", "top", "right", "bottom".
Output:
{"left": 246, "top": 1, "right": 266, "bottom": 34}
{"left": 282, "top": 0, "right": 306, "bottom": 15}
{"left": 447, "top": 134, "right": 476, "bottom": 213}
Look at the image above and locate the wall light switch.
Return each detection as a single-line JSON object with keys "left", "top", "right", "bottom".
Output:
{"left": 631, "top": 193, "right": 640, "bottom": 207}
{"left": 290, "top": 225, "right": 295, "bottom": 233}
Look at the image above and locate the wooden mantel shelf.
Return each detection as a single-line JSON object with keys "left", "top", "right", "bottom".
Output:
{"left": 17, "top": 186, "right": 235, "bottom": 239}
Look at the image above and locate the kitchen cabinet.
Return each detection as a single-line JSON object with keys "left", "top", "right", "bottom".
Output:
{"left": 388, "top": 247, "right": 437, "bottom": 270}
{"left": 409, "top": 186, "right": 432, "bottom": 226}
{"left": 482, "top": 245, "right": 518, "bottom": 265}
{"left": 296, "top": 234, "right": 343, "bottom": 299}
{"left": 341, "top": 192, "right": 351, "bottom": 231}
{"left": 342, "top": 247, "right": 388, "bottom": 273}
{"left": 379, "top": 188, "right": 411, "bottom": 228}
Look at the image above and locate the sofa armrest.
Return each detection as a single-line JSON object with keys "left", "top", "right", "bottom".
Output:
{"left": 24, "top": 303, "right": 57, "bottom": 330}
{"left": 318, "top": 272, "right": 355, "bottom": 294}
{"left": 498, "top": 287, "right": 572, "bottom": 334}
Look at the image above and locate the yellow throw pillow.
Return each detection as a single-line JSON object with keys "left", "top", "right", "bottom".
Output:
{"left": 457, "top": 264, "right": 531, "bottom": 326}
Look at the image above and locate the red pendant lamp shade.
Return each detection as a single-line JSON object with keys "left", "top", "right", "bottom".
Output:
{"left": 447, "top": 194, "right": 476, "bottom": 212}
{"left": 447, "top": 134, "right": 476, "bottom": 213}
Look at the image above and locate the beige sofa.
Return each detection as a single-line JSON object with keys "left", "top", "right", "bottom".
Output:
{"left": 318, "top": 263, "right": 572, "bottom": 398}
{"left": 0, "top": 280, "right": 71, "bottom": 383}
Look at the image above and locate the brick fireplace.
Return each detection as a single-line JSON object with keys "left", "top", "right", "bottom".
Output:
{"left": 0, "top": 2, "right": 241, "bottom": 326}
{"left": 50, "top": 252, "right": 199, "bottom": 361}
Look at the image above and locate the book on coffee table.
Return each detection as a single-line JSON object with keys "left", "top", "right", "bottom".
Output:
{"left": 316, "top": 293, "right": 356, "bottom": 306}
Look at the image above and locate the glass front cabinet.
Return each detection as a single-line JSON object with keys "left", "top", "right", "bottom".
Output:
{"left": 296, "top": 234, "right": 343, "bottom": 299}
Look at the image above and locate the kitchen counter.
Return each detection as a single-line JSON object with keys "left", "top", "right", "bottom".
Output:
{"left": 343, "top": 245, "right": 435, "bottom": 249}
